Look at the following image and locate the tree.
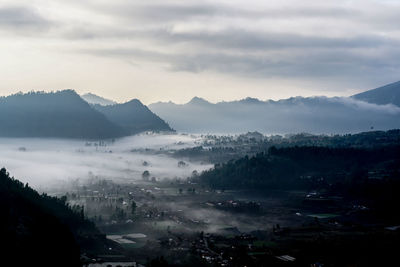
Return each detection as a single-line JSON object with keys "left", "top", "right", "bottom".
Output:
{"left": 178, "top": 161, "right": 187, "bottom": 168}
{"left": 131, "top": 201, "right": 137, "bottom": 216}
{"left": 142, "top": 170, "right": 150, "bottom": 181}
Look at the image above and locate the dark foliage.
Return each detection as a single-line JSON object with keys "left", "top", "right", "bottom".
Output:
{"left": 0, "top": 167, "right": 115, "bottom": 266}
{"left": 270, "top": 129, "right": 400, "bottom": 148}
{"left": 0, "top": 168, "right": 86, "bottom": 266}
{"left": 200, "top": 145, "right": 400, "bottom": 191}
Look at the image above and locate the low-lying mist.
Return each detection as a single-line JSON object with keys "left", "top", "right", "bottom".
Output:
{"left": 0, "top": 133, "right": 212, "bottom": 191}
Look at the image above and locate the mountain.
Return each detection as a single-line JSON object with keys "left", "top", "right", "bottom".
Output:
{"left": 187, "top": 96, "right": 213, "bottom": 106}
{"left": 352, "top": 80, "right": 400, "bottom": 106}
{"left": 149, "top": 96, "right": 400, "bottom": 134}
{"left": 81, "top": 92, "right": 117, "bottom": 106}
{"left": 93, "top": 99, "right": 173, "bottom": 134}
{"left": 0, "top": 90, "right": 126, "bottom": 139}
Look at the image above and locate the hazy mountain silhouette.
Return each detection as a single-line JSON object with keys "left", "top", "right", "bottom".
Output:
{"left": 93, "top": 99, "right": 173, "bottom": 134}
{"left": 0, "top": 90, "right": 125, "bottom": 139}
{"left": 352, "top": 80, "right": 400, "bottom": 107}
{"left": 81, "top": 92, "right": 117, "bottom": 106}
{"left": 187, "top": 96, "right": 213, "bottom": 106}
{"left": 149, "top": 96, "right": 400, "bottom": 134}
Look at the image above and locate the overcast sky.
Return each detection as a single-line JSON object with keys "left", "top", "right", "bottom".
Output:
{"left": 0, "top": 0, "right": 399, "bottom": 104}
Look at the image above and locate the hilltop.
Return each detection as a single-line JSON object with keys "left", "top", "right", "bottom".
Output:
{"left": 93, "top": 98, "right": 173, "bottom": 134}
{"left": 0, "top": 90, "right": 125, "bottom": 139}
{"left": 0, "top": 90, "right": 173, "bottom": 139}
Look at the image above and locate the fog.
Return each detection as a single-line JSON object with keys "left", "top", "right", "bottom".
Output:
{"left": 0, "top": 133, "right": 211, "bottom": 190}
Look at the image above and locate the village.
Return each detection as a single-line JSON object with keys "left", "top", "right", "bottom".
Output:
{"left": 59, "top": 169, "right": 399, "bottom": 267}
{"left": 55, "top": 130, "right": 400, "bottom": 266}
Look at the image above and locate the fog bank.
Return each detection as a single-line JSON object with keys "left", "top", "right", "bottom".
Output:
{"left": 0, "top": 133, "right": 211, "bottom": 190}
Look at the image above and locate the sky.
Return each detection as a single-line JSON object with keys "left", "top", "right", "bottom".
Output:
{"left": 0, "top": 0, "right": 399, "bottom": 104}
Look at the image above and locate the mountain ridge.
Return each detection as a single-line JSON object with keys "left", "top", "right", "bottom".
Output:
{"left": 0, "top": 90, "right": 126, "bottom": 139}
{"left": 149, "top": 94, "right": 400, "bottom": 134}
{"left": 81, "top": 92, "right": 117, "bottom": 106}
{"left": 93, "top": 98, "right": 174, "bottom": 134}
{"left": 352, "top": 80, "right": 400, "bottom": 107}
{"left": 150, "top": 80, "right": 400, "bottom": 107}
{"left": 0, "top": 90, "right": 174, "bottom": 139}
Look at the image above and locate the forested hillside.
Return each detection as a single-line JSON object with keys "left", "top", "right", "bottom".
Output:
{"left": 0, "top": 90, "right": 126, "bottom": 139}
{"left": 0, "top": 168, "right": 81, "bottom": 266}
{"left": 93, "top": 99, "right": 173, "bottom": 134}
{"left": 200, "top": 145, "right": 400, "bottom": 191}
{"left": 0, "top": 167, "right": 121, "bottom": 266}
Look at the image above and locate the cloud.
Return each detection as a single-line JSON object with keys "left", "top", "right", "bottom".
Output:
{"left": 78, "top": 1, "right": 362, "bottom": 24}
{"left": 0, "top": 5, "right": 52, "bottom": 32}
{"left": 1, "top": 0, "right": 400, "bottom": 97}
{"left": 329, "top": 97, "right": 400, "bottom": 115}
{"left": 82, "top": 42, "right": 400, "bottom": 82}
{"left": 59, "top": 0, "right": 400, "bottom": 86}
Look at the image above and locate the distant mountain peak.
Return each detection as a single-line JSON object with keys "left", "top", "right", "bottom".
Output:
{"left": 149, "top": 91, "right": 400, "bottom": 134}
{"left": 125, "top": 98, "right": 143, "bottom": 106}
{"left": 238, "top": 97, "right": 263, "bottom": 104}
{"left": 81, "top": 93, "right": 116, "bottom": 106}
{"left": 187, "top": 97, "right": 210, "bottom": 105}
